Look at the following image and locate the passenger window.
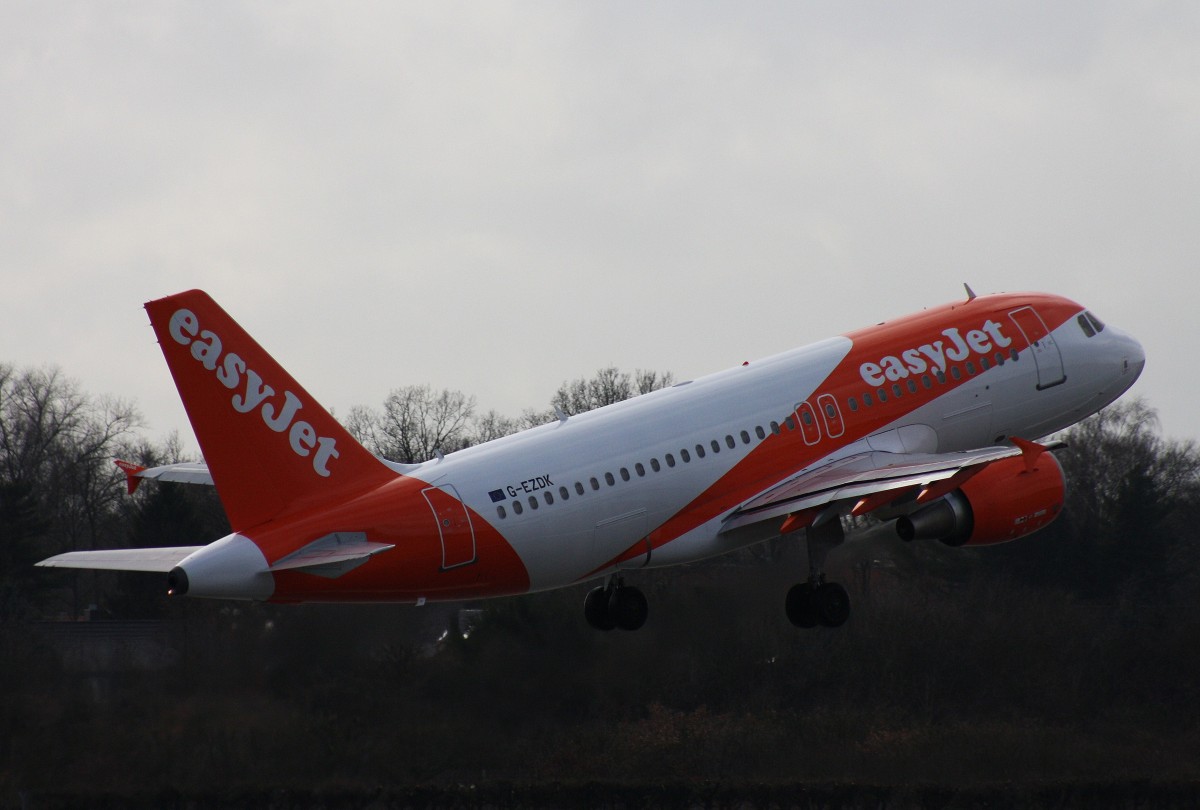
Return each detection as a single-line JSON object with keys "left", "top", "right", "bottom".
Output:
{"left": 877, "top": 388, "right": 888, "bottom": 403}
{"left": 666, "top": 453, "right": 676, "bottom": 467}
{"left": 575, "top": 482, "right": 585, "bottom": 495}
{"left": 544, "top": 491, "right": 553, "bottom": 505}
{"left": 620, "top": 467, "right": 630, "bottom": 481}
{"left": 848, "top": 397, "right": 859, "bottom": 412}
{"left": 711, "top": 439, "right": 721, "bottom": 453}
{"left": 980, "top": 357, "right": 990, "bottom": 371}
{"left": 513, "top": 500, "right": 523, "bottom": 515}
{"left": 951, "top": 366, "right": 962, "bottom": 380}
{"left": 740, "top": 431, "right": 750, "bottom": 445}
{"left": 755, "top": 426, "right": 766, "bottom": 440}
{"left": 801, "top": 411, "right": 814, "bottom": 426}
{"left": 528, "top": 496, "right": 538, "bottom": 510}
{"left": 770, "top": 421, "right": 781, "bottom": 435}
{"left": 863, "top": 392, "right": 873, "bottom": 407}
{"left": 966, "top": 361, "right": 976, "bottom": 376}
{"left": 696, "top": 444, "right": 706, "bottom": 458}
{"left": 892, "top": 383, "right": 902, "bottom": 398}
{"left": 922, "top": 375, "right": 932, "bottom": 389}
{"left": 1010, "top": 349, "right": 1019, "bottom": 362}
{"left": 995, "top": 352, "right": 1005, "bottom": 366}
{"left": 650, "top": 458, "right": 661, "bottom": 472}
{"left": 497, "top": 505, "right": 507, "bottom": 519}
{"left": 907, "top": 379, "right": 917, "bottom": 394}
{"left": 635, "top": 463, "right": 645, "bottom": 477}
{"left": 936, "top": 369, "right": 947, "bottom": 384}
{"left": 590, "top": 477, "right": 600, "bottom": 491}
{"left": 725, "top": 435, "right": 736, "bottom": 449}
{"left": 681, "top": 448, "right": 691, "bottom": 463}
{"left": 559, "top": 486, "right": 569, "bottom": 500}
{"left": 605, "top": 472, "right": 615, "bottom": 486}
{"left": 785, "top": 416, "right": 796, "bottom": 431}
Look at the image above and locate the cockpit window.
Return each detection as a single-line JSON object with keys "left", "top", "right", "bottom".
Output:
{"left": 1078, "top": 311, "right": 1106, "bottom": 338}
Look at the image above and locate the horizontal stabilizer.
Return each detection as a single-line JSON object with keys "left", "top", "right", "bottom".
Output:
{"left": 268, "top": 532, "right": 394, "bottom": 579}
{"left": 36, "top": 547, "right": 204, "bottom": 573}
{"left": 116, "top": 457, "right": 412, "bottom": 495}
{"left": 116, "top": 459, "right": 214, "bottom": 494}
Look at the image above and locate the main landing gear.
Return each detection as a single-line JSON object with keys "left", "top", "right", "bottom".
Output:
{"left": 785, "top": 578, "right": 850, "bottom": 628}
{"left": 584, "top": 576, "right": 648, "bottom": 631}
{"left": 785, "top": 510, "right": 850, "bottom": 629}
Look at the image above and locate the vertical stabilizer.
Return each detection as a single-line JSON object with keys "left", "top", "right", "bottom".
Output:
{"left": 144, "top": 290, "right": 396, "bottom": 531}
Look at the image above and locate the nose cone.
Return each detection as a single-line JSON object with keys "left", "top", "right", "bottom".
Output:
{"left": 1117, "top": 327, "right": 1146, "bottom": 384}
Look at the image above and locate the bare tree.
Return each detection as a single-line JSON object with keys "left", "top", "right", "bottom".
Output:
{"left": 346, "top": 367, "right": 676, "bottom": 463}
{"left": 347, "top": 385, "right": 476, "bottom": 464}
{"left": 472, "top": 409, "right": 522, "bottom": 445}
{"left": 551, "top": 367, "right": 675, "bottom": 417}
{"left": 0, "top": 364, "right": 140, "bottom": 617}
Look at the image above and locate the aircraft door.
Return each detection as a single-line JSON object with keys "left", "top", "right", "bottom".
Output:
{"left": 1008, "top": 307, "right": 1066, "bottom": 390}
{"left": 795, "top": 401, "right": 821, "bottom": 445}
{"left": 421, "top": 484, "right": 477, "bottom": 570}
{"left": 816, "top": 393, "right": 845, "bottom": 438}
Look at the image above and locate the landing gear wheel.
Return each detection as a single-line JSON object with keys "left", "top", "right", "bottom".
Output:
{"left": 813, "top": 582, "right": 850, "bottom": 628}
{"left": 584, "top": 582, "right": 648, "bottom": 631}
{"left": 786, "top": 581, "right": 851, "bottom": 628}
{"left": 609, "top": 586, "right": 648, "bottom": 631}
{"left": 785, "top": 583, "right": 818, "bottom": 628}
{"left": 584, "top": 586, "right": 616, "bottom": 631}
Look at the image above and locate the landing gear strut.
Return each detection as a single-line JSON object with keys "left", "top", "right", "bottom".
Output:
{"left": 584, "top": 577, "right": 647, "bottom": 631}
{"left": 785, "top": 510, "right": 850, "bottom": 629}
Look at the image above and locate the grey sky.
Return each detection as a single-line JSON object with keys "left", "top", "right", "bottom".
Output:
{"left": 2, "top": 2, "right": 1196, "bottom": 450}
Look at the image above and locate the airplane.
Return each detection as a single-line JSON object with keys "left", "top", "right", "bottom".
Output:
{"left": 38, "top": 286, "right": 1144, "bottom": 630}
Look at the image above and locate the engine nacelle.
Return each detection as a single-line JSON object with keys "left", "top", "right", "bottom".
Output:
{"left": 895, "top": 452, "right": 1065, "bottom": 547}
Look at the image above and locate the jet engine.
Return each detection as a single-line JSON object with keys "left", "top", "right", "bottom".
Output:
{"left": 895, "top": 452, "right": 1065, "bottom": 547}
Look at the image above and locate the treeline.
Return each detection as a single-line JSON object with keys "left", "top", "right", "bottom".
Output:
{"left": 1, "top": 363, "right": 1199, "bottom": 803}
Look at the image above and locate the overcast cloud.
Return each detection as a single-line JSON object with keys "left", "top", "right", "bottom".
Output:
{"left": 2, "top": 2, "right": 1197, "bottom": 449}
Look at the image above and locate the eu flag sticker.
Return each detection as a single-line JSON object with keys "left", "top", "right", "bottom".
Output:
{"left": 488, "top": 489, "right": 505, "bottom": 503}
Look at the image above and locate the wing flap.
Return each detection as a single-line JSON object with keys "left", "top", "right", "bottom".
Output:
{"left": 36, "top": 547, "right": 203, "bottom": 572}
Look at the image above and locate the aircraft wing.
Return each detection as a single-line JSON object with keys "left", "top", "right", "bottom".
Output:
{"left": 721, "top": 438, "right": 1060, "bottom": 534}
{"left": 35, "top": 546, "right": 203, "bottom": 572}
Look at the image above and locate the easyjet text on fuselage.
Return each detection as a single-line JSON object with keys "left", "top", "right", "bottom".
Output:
{"left": 859, "top": 320, "right": 1013, "bottom": 387}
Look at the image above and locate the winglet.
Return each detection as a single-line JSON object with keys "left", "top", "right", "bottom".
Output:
{"left": 964, "top": 283, "right": 977, "bottom": 301}
{"left": 114, "top": 459, "right": 147, "bottom": 495}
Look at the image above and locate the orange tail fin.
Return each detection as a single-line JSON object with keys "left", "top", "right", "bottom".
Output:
{"left": 144, "top": 290, "right": 395, "bottom": 531}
